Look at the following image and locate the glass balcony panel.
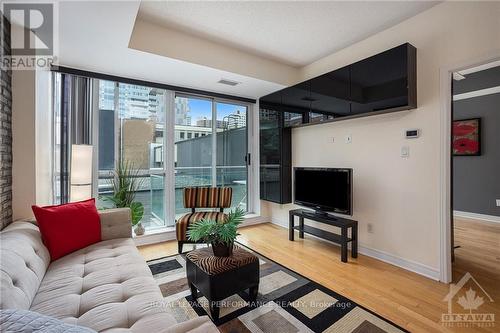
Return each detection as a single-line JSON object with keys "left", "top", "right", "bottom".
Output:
{"left": 175, "top": 167, "right": 212, "bottom": 218}
{"left": 216, "top": 167, "right": 247, "bottom": 211}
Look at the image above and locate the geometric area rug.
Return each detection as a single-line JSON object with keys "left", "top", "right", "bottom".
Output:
{"left": 147, "top": 243, "right": 408, "bottom": 333}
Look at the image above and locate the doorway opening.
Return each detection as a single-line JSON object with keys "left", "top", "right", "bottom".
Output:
{"left": 449, "top": 60, "right": 500, "bottom": 293}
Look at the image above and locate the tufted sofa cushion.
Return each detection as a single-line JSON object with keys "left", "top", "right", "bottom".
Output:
{"left": 0, "top": 308, "right": 97, "bottom": 332}
{"left": 0, "top": 211, "right": 219, "bottom": 333}
{"left": 30, "top": 237, "right": 178, "bottom": 332}
{"left": 99, "top": 208, "right": 132, "bottom": 241}
{"left": 0, "top": 221, "right": 51, "bottom": 310}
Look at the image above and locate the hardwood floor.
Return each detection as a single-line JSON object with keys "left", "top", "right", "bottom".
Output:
{"left": 452, "top": 217, "right": 500, "bottom": 330}
{"left": 138, "top": 219, "right": 500, "bottom": 333}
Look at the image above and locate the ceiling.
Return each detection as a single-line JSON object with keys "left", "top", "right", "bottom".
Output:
{"left": 54, "top": 1, "right": 439, "bottom": 100}
{"left": 56, "top": 1, "right": 284, "bottom": 99}
{"left": 138, "top": 1, "right": 439, "bottom": 67}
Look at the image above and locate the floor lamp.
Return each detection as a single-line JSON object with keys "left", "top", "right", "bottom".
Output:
{"left": 70, "top": 144, "right": 93, "bottom": 202}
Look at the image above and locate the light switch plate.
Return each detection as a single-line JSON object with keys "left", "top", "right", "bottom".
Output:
{"left": 345, "top": 135, "right": 352, "bottom": 144}
{"left": 496, "top": 199, "right": 500, "bottom": 207}
{"left": 401, "top": 146, "right": 410, "bottom": 158}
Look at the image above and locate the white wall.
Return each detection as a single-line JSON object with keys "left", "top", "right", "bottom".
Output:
{"left": 12, "top": 70, "right": 36, "bottom": 219}
{"left": 262, "top": 1, "right": 500, "bottom": 279}
{"left": 11, "top": 68, "right": 53, "bottom": 220}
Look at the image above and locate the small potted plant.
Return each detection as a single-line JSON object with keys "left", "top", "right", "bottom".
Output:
{"left": 102, "top": 161, "right": 145, "bottom": 235}
{"left": 187, "top": 207, "right": 245, "bottom": 257}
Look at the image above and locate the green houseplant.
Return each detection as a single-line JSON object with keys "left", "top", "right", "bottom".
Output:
{"left": 187, "top": 207, "right": 245, "bottom": 257}
{"left": 103, "top": 161, "right": 145, "bottom": 235}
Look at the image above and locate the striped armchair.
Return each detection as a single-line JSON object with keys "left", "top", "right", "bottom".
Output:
{"left": 176, "top": 187, "right": 233, "bottom": 253}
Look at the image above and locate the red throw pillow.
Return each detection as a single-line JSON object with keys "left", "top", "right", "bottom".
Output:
{"left": 32, "top": 198, "right": 102, "bottom": 261}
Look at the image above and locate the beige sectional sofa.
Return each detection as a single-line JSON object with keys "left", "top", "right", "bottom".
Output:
{"left": 0, "top": 208, "right": 218, "bottom": 333}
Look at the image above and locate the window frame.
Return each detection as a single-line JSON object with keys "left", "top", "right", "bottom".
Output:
{"left": 92, "top": 82, "right": 255, "bottom": 234}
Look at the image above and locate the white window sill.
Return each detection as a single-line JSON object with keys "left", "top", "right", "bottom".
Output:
{"left": 133, "top": 214, "right": 267, "bottom": 247}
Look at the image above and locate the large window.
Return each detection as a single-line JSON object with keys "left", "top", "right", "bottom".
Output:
{"left": 95, "top": 81, "right": 251, "bottom": 233}
{"left": 97, "top": 80, "right": 166, "bottom": 232}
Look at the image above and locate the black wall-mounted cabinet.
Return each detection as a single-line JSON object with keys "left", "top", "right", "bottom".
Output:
{"left": 261, "top": 43, "right": 417, "bottom": 129}
{"left": 258, "top": 43, "right": 416, "bottom": 203}
{"left": 259, "top": 91, "right": 292, "bottom": 204}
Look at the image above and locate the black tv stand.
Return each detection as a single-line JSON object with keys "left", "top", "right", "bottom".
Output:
{"left": 289, "top": 208, "right": 358, "bottom": 263}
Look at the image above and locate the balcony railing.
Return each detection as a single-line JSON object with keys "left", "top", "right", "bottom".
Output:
{"left": 97, "top": 166, "right": 247, "bottom": 231}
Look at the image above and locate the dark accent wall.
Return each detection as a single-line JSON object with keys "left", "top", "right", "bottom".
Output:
{"left": 0, "top": 15, "right": 12, "bottom": 229}
{"left": 453, "top": 66, "right": 500, "bottom": 217}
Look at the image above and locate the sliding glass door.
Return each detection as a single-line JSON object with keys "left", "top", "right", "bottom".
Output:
{"left": 174, "top": 95, "right": 249, "bottom": 218}
{"left": 174, "top": 95, "right": 213, "bottom": 216}
{"left": 216, "top": 102, "right": 248, "bottom": 212}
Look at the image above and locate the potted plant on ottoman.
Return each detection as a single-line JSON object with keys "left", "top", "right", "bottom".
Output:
{"left": 187, "top": 207, "right": 245, "bottom": 257}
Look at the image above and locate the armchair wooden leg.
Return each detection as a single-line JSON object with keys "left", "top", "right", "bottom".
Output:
{"left": 178, "top": 242, "right": 184, "bottom": 254}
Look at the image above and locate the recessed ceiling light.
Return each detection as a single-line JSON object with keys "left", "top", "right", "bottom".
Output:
{"left": 218, "top": 79, "right": 240, "bottom": 86}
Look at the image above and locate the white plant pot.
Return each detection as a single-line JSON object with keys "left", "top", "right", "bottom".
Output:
{"left": 134, "top": 223, "right": 145, "bottom": 236}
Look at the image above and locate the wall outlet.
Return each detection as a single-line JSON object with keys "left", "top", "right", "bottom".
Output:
{"left": 497, "top": 199, "right": 500, "bottom": 207}
{"left": 345, "top": 134, "right": 352, "bottom": 144}
{"left": 367, "top": 223, "right": 374, "bottom": 233}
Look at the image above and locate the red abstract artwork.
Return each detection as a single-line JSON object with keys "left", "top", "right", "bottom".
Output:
{"left": 452, "top": 118, "right": 481, "bottom": 156}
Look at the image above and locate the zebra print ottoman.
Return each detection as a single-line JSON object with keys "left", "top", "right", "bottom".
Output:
{"left": 186, "top": 246, "right": 259, "bottom": 323}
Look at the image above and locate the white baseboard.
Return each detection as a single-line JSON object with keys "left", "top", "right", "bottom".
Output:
{"left": 357, "top": 245, "right": 440, "bottom": 281}
{"left": 453, "top": 210, "right": 500, "bottom": 224}
{"left": 271, "top": 217, "right": 288, "bottom": 228}
{"left": 242, "top": 215, "right": 269, "bottom": 226}
{"left": 134, "top": 229, "right": 176, "bottom": 246}
{"left": 270, "top": 218, "right": 440, "bottom": 281}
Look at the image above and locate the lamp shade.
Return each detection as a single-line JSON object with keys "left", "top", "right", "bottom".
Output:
{"left": 70, "top": 185, "right": 92, "bottom": 202}
{"left": 70, "top": 145, "right": 93, "bottom": 202}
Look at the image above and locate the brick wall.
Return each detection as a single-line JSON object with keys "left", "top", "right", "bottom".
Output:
{"left": 0, "top": 15, "right": 12, "bottom": 230}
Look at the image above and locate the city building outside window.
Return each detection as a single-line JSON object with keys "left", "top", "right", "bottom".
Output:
{"left": 94, "top": 81, "right": 251, "bottom": 233}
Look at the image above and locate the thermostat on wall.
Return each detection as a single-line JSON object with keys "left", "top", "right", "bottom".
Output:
{"left": 405, "top": 129, "right": 420, "bottom": 139}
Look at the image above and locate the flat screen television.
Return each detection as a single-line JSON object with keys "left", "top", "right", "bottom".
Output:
{"left": 294, "top": 168, "right": 352, "bottom": 215}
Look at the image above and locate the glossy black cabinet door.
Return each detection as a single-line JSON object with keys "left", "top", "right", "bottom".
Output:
{"left": 259, "top": 107, "right": 280, "bottom": 202}
{"left": 283, "top": 112, "right": 303, "bottom": 127}
{"left": 350, "top": 44, "right": 415, "bottom": 114}
{"left": 281, "top": 81, "right": 311, "bottom": 112}
{"left": 310, "top": 67, "right": 351, "bottom": 120}
{"left": 260, "top": 166, "right": 281, "bottom": 203}
{"left": 259, "top": 90, "right": 281, "bottom": 109}
{"left": 259, "top": 108, "right": 280, "bottom": 165}
{"left": 259, "top": 104, "right": 292, "bottom": 204}
{"left": 281, "top": 81, "right": 310, "bottom": 127}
